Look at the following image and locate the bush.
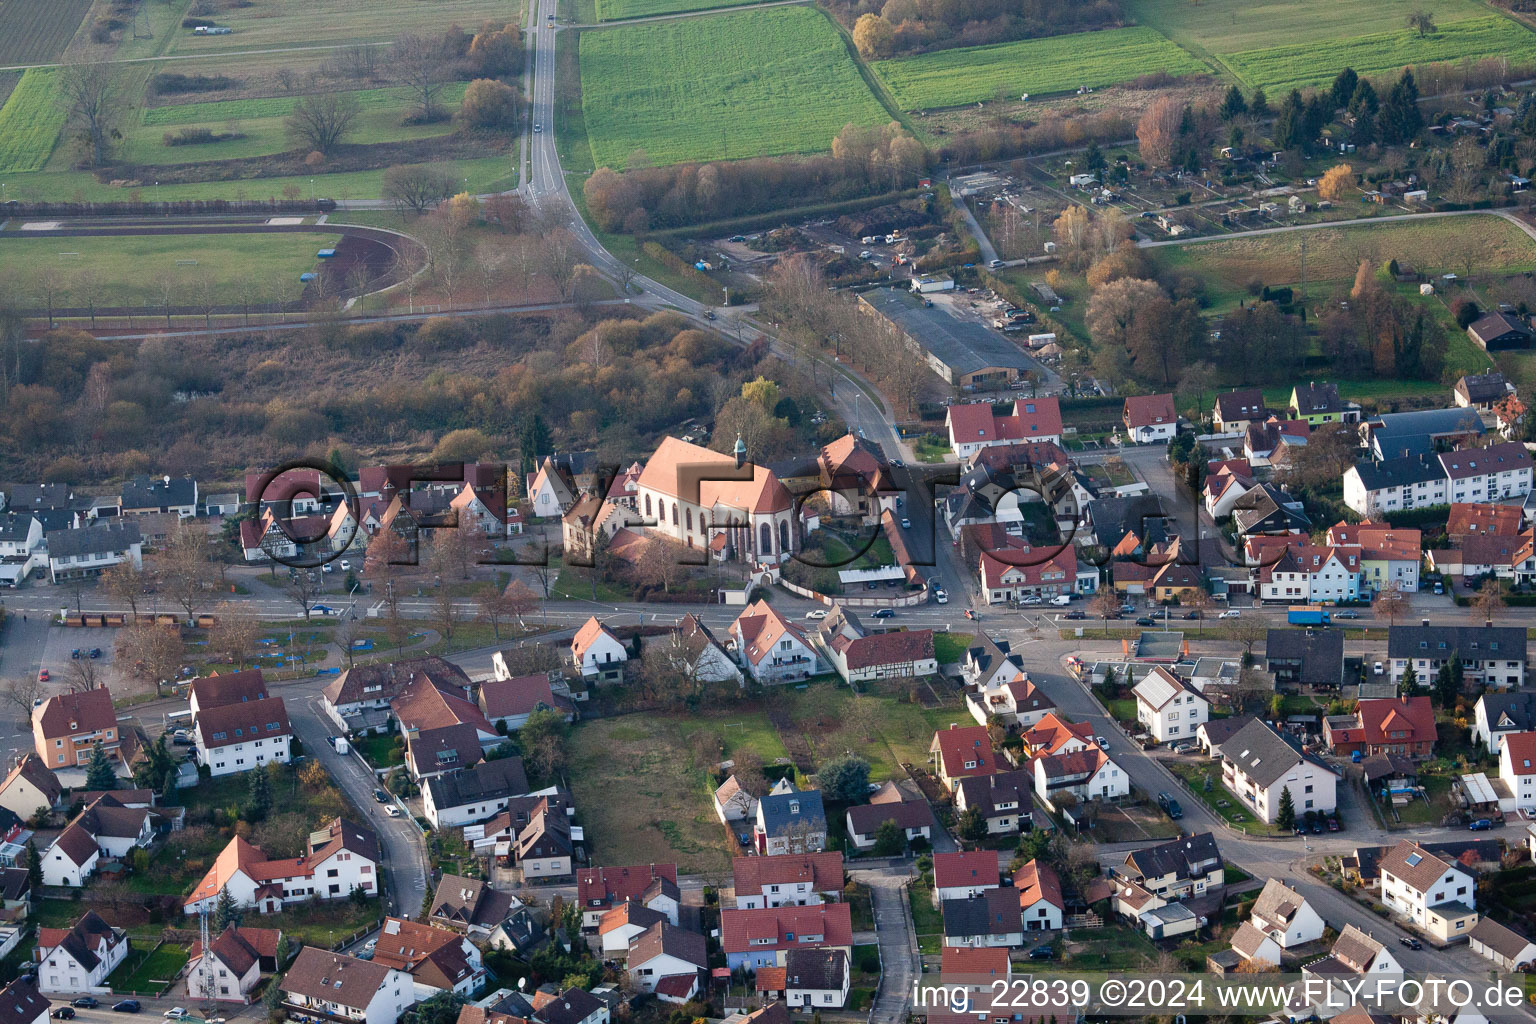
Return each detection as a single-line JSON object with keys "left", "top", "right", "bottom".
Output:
{"left": 458, "top": 79, "right": 521, "bottom": 129}
{"left": 181, "top": 16, "right": 216, "bottom": 27}
{"left": 151, "top": 72, "right": 238, "bottom": 94}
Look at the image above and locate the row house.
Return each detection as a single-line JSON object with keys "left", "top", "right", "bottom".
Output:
{"left": 46, "top": 521, "right": 142, "bottom": 582}
{"left": 185, "top": 818, "right": 379, "bottom": 915}
{"left": 1323, "top": 521, "right": 1422, "bottom": 593}
{"left": 320, "top": 657, "right": 472, "bottom": 735}
{"left": 1251, "top": 538, "right": 1361, "bottom": 604}
{"left": 0, "top": 514, "right": 45, "bottom": 587}
{"left": 1032, "top": 747, "right": 1127, "bottom": 804}
{"left": 944, "top": 398, "right": 1064, "bottom": 461}
{"left": 1344, "top": 443, "right": 1534, "bottom": 516}
{"left": 719, "top": 903, "right": 853, "bottom": 970}
{"left": 1386, "top": 624, "right": 1527, "bottom": 690}
{"left": 811, "top": 608, "right": 937, "bottom": 683}
{"left": 1427, "top": 532, "right": 1534, "bottom": 583}
{"left": 371, "top": 917, "right": 487, "bottom": 1000}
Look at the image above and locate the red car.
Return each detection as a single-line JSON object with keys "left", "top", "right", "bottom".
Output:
{"left": 38, "top": 670, "right": 49, "bottom": 682}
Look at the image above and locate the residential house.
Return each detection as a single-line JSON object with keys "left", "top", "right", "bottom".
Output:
{"left": 1344, "top": 454, "right": 1447, "bottom": 517}
{"left": 664, "top": 614, "right": 743, "bottom": 685}
{"left": 32, "top": 688, "right": 120, "bottom": 769}
{"left": 572, "top": 617, "right": 628, "bottom": 684}
{"left": 634, "top": 435, "right": 799, "bottom": 562}
{"left": 978, "top": 544, "right": 1094, "bottom": 605}
{"left": 954, "top": 770, "right": 1033, "bottom": 836}
{"left": 845, "top": 785, "right": 933, "bottom": 850}
{"left": 713, "top": 776, "right": 758, "bottom": 829}
{"left": 1213, "top": 389, "right": 1269, "bottom": 433}
{"left": 1229, "top": 922, "right": 1283, "bottom": 968}
{"left": 0, "top": 514, "right": 45, "bottom": 587}
{"left": 1323, "top": 521, "right": 1422, "bottom": 593}
{"left": 575, "top": 864, "right": 679, "bottom": 930}
{"left": 478, "top": 674, "right": 575, "bottom": 732}
{"left": 778, "top": 947, "right": 850, "bottom": 1010}
{"left": 968, "top": 675, "right": 1055, "bottom": 732}
{"left": 320, "top": 657, "right": 471, "bottom": 735}
{"left": 429, "top": 874, "right": 520, "bottom": 939}
{"left": 1231, "top": 483, "right": 1312, "bottom": 538}
{"left": 193, "top": 696, "right": 292, "bottom": 779}
{"left": 1111, "top": 832, "right": 1224, "bottom": 930}
{"left": 1033, "top": 747, "right": 1127, "bottom": 804}
{"left": 1317, "top": 923, "right": 1401, "bottom": 976}
{"left": 1132, "top": 666, "right": 1209, "bottom": 744}
{"left": 1021, "top": 713, "right": 1094, "bottom": 758}
{"left": 1014, "top": 859, "right": 1064, "bottom": 932}
{"left": 36, "top": 912, "right": 128, "bottom": 994}
{"left": 1324, "top": 697, "right": 1438, "bottom": 759}
{"left": 1428, "top": 532, "right": 1533, "bottom": 581}
{"left": 720, "top": 903, "right": 853, "bottom": 970}
{"left": 732, "top": 852, "right": 844, "bottom": 910}
{"left": 119, "top": 475, "right": 198, "bottom": 517}
{"left": 730, "top": 601, "right": 823, "bottom": 684}
{"left": 1454, "top": 372, "right": 1515, "bottom": 411}
{"left": 1378, "top": 840, "right": 1478, "bottom": 942}
{"left": 626, "top": 922, "right": 707, "bottom": 998}
{"left": 1387, "top": 624, "right": 1527, "bottom": 690}
{"left": 1248, "top": 878, "right": 1325, "bottom": 948}
{"left": 1204, "top": 460, "right": 1257, "bottom": 519}
{"left": 1288, "top": 382, "right": 1361, "bottom": 425}
{"left": 187, "top": 925, "right": 282, "bottom": 1004}
{"left": 1244, "top": 418, "right": 1310, "bottom": 468}
{"left": 527, "top": 458, "right": 578, "bottom": 518}
{"left": 485, "top": 907, "right": 542, "bottom": 955}
{"left": 933, "top": 851, "right": 999, "bottom": 903}
{"left": 185, "top": 818, "right": 379, "bottom": 914}
{"left": 1440, "top": 443, "right": 1533, "bottom": 504}
{"left": 392, "top": 676, "right": 499, "bottom": 781}
{"left": 1473, "top": 692, "right": 1536, "bottom": 753}
{"left": 43, "top": 794, "right": 153, "bottom": 882}
{"left": 1122, "top": 394, "right": 1177, "bottom": 444}
{"left": 961, "top": 634, "right": 1025, "bottom": 693}
{"left": 280, "top": 947, "right": 415, "bottom": 1024}
{"left": 0, "top": 980, "right": 48, "bottom": 1024}
{"left": 930, "top": 725, "right": 997, "bottom": 790}
{"left": 1365, "top": 407, "right": 1486, "bottom": 460}
{"left": 41, "top": 822, "right": 99, "bottom": 888}
{"left": 1468, "top": 917, "right": 1536, "bottom": 970}
{"left": 755, "top": 781, "right": 826, "bottom": 855}
{"left": 1266, "top": 629, "right": 1347, "bottom": 691}
{"left": 0, "top": 756, "right": 59, "bottom": 823}
{"left": 812, "top": 607, "right": 937, "bottom": 683}
{"left": 1251, "top": 538, "right": 1361, "bottom": 604}
{"left": 1499, "top": 731, "right": 1536, "bottom": 812}
{"left": 513, "top": 798, "right": 574, "bottom": 880}
{"left": 46, "top": 521, "right": 142, "bottom": 582}
{"left": 1218, "top": 719, "right": 1337, "bottom": 824}
{"left": 188, "top": 669, "right": 269, "bottom": 720}
{"left": 944, "top": 399, "right": 1064, "bottom": 461}
{"left": 421, "top": 758, "right": 531, "bottom": 829}
{"left": 942, "top": 887, "right": 1023, "bottom": 949}
{"left": 1467, "top": 311, "right": 1533, "bottom": 352}
{"left": 371, "top": 917, "right": 486, "bottom": 999}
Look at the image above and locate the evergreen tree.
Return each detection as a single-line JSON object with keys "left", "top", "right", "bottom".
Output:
{"left": 160, "top": 769, "right": 179, "bottom": 807}
{"left": 1219, "top": 85, "right": 1248, "bottom": 121}
{"left": 1348, "top": 79, "right": 1380, "bottom": 144}
{"left": 246, "top": 764, "right": 273, "bottom": 821}
{"left": 1329, "top": 68, "right": 1359, "bottom": 111}
{"left": 1276, "top": 787, "right": 1296, "bottom": 831}
{"left": 1450, "top": 655, "right": 1465, "bottom": 697}
{"left": 1082, "top": 140, "right": 1106, "bottom": 175}
{"left": 1250, "top": 87, "right": 1270, "bottom": 117}
{"left": 215, "top": 885, "right": 238, "bottom": 932}
{"left": 1303, "top": 95, "right": 1330, "bottom": 148}
{"left": 1273, "top": 90, "right": 1306, "bottom": 151}
{"left": 872, "top": 820, "right": 905, "bottom": 857}
{"left": 25, "top": 839, "right": 40, "bottom": 900}
{"left": 263, "top": 972, "right": 285, "bottom": 1023}
{"left": 1380, "top": 70, "right": 1424, "bottom": 144}
{"left": 1398, "top": 661, "right": 1419, "bottom": 698}
{"left": 1434, "top": 663, "right": 1457, "bottom": 709}
{"left": 85, "top": 741, "right": 116, "bottom": 792}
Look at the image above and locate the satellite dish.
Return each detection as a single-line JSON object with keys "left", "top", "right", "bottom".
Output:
{"left": 517, "top": 977, "right": 527, "bottom": 991}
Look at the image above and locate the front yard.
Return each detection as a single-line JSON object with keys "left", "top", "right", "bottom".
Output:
{"left": 106, "top": 943, "right": 190, "bottom": 996}
{"left": 1165, "top": 760, "right": 1291, "bottom": 837}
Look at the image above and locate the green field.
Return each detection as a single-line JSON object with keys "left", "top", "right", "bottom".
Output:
{"left": 0, "top": 232, "right": 342, "bottom": 306}
{"left": 106, "top": 943, "right": 191, "bottom": 995}
{"left": 0, "top": 69, "right": 63, "bottom": 173}
{"left": 0, "top": 0, "right": 90, "bottom": 66}
{"left": 1220, "top": 16, "right": 1536, "bottom": 92}
{"left": 160, "top": 0, "right": 521, "bottom": 53}
{"left": 872, "top": 27, "right": 1209, "bottom": 110}
{"left": 143, "top": 83, "right": 471, "bottom": 127}
{"left": 579, "top": 6, "right": 890, "bottom": 168}
{"left": 1124, "top": 0, "right": 1492, "bottom": 55}
{"left": 596, "top": 0, "right": 768, "bottom": 22}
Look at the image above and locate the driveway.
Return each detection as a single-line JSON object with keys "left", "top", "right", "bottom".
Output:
{"left": 857, "top": 868, "right": 920, "bottom": 1024}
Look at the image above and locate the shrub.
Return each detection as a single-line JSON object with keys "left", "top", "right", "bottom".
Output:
{"left": 151, "top": 73, "right": 239, "bottom": 94}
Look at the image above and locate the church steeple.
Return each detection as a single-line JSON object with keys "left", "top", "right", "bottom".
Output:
{"left": 733, "top": 432, "right": 747, "bottom": 469}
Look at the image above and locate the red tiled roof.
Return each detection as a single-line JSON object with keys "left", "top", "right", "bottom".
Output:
{"left": 932, "top": 851, "right": 998, "bottom": 891}
{"left": 194, "top": 696, "right": 290, "bottom": 750}
{"left": 637, "top": 436, "right": 792, "bottom": 514}
{"left": 1447, "top": 503, "right": 1524, "bottom": 538}
{"left": 576, "top": 864, "right": 677, "bottom": 909}
{"left": 1023, "top": 713, "right": 1093, "bottom": 755}
{"left": 732, "top": 852, "right": 843, "bottom": 896}
{"left": 930, "top": 725, "right": 994, "bottom": 779}
{"left": 572, "top": 617, "right": 621, "bottom": 662}
{"left": 1013, "top": 859, "right": 1063, "bottom": 911}
{"left": 719, "top": 903, "right": 853, "bottom": 954}
{"left": 1124, "top": 393, "right": 1176, "bottom": 429}
{"left": 1505, "top": 731, "right": 1536, "bottom": 775}
{"left": 1356, "top": 696, "right": 1437, "bottom": 747}
{"left": 36, "top": 688, "right": 115, "bottom": 740}
{"left": 838, "top": 629, "right": 935, "bottom": 671}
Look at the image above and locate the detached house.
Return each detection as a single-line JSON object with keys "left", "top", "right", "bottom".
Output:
{"left": 730, "top": 601, "right": 822, "bottom": 684}
{"left": 1122, "top": 394, "right": 1177, "bottom": 444}
{"left": 185, "top": 818, "right": 379, "bottom": 915}
{"left": 429, "top": 874, "right": 520, "bottom": 939}
{"left": 1111, "top": 832, "right": 1224, "bottom": 933}
{"left": 626, "top": 922, "right": 707, "bottom": 1000}
{"left": 421, "top": 757, "right": 531, "bottom": 829}
{"left": 42, "top": 793, "right": 153, "bottom": 886}
{"left": 1213, "top": 388, "right": 1269, "bottom": 433}
{"left": 930, "top": 725, "right": 996, "bottom": 790}
{"left": 720, "top": 903, "right": 853, "bottom": 970}
{"left": 845, "top": 784, "right": 933, "bottom": 850}
{"left": 1379, "top": 840, "right": 1478, "bottom": 943}
{"left": 811, "top": 607, "right": 937, "bottom": 683}
{"left": 1218, "top": 719, "right": 1337, "bottom": 824}
{"left": 1288, "top": 381, "right": 1360, "bottom": 426}
{"left": 36, "top": 911, "right": 128, "bottom": 994}
{"left": 371, "top": 917, "right": 486, "bottom": 999}
{"left": 954, "top": 769, "right": 1033, "bottom": 836}
{"left": 187, "top": 925, "right": 282, "bottom": 1004}
{"left": 0, "top": 755, "right": 60, "bottom": 823}
{"left": 1014, "top": 859, "right": 1064, "bottom": 932}
{"left": 478, "top": 674, "right": 575, "bottom": 732}
{"left": 1132, "top": 667, "right": 1209, "bottom": 744}
{"left": 755, "top": 781, "right": 826, "bottom": 855}
{"left": 1498, "top": 731, "right": 1536, "bottom": 813}
{"left": 1033, "top": 747, "right": 1126, "bottom": 804}
{"left": 1473, "top": 692, "right": 1536, "bottom": 753}
{"left": 775, "top": 947, "right": 851, "bottom": 1010}
{"left": 46, "top": 521, "right": 142, "bottom": 582}
{"left": 572, "top": 618, "right": 628, "bottom": 683}
{"left": 321, "top": 657, "right": 471, "bottom": 735}
{"left": 732, "top": 852, "right": 844, "bottom": 909}
{"left": 193, "top": 696, "right": 292, "bottom": 779}
{"left": 576, "top": 864, "right": 679, "bottom": 930}
{"left": 32, "top": 688, "right": 120, "bottom": 769}
{"left": 1248, "top": 879, "right": 1325, "bottom": 948}
{"left": 1324, "top": 697, "right": 1438, "bottom": 759}
{"left": 280, "top": 947, "right": 415, "bottom": 1024}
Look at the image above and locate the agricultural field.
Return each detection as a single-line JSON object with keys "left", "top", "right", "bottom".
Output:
{"left": 0, "top": 69, "right": 64, "bottom": 173}
{"left": 1147, "top": 214, "right": 1536, "bottom": 307}
{"left": 1123, "top": 0, "right": 1491, "bottom": 56}
{"left": 595, "top": 0, "right": 766, "bottom": 22}
{"left": 0, "top": 0, "right": 92, "bottom": 66}
{"left": 578, "top": 6, "right": 890, "bottom": 168}
{"left": 1220, "top": 16, "right": 1536, "bottom": 92}
{"left": 159, "top": 0, "right": 520, "bottom": 53}
{"left": 872, "top": 26, "right": 1209, "bottom": 110}
{"left": 0, "top": 232, "right": 343, "bottom": 307}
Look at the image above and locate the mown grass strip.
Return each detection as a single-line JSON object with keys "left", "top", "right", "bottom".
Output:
{"left": 0, "top": 69, "right": 65, "bottom": 174}
{"left": 143, "top": 82, "right": 470, "bottom": 127}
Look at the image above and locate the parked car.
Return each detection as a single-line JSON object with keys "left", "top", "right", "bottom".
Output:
{"left": 1183, "top": 610, "right": 1201, "bottom": 619}
{"left": 1433, "top": 582, "right": 1444, "bottom": 595}
{"left": 1469, "top": 818, "right": 1495, "bottom": 831}
{"left": 1135, "top": 617, "right": 1156, "bottom": 627}
{"left": 900, "top": 518, "right": 912, "bottom": 529}
{"left": 871, "top": 608, "right": 895, "bottom": 619}
{"left": 1334, "top": 610, "right": 1360, "bottom": 619}
{"left": 171, "top": 729, "right": 191, "bottom": 745}
{"left": 72, "top": 1000, "right": 98, "bottom": 1010}
{"left": 373, "top": 789, "right": 389, "bottom": 803}
{"left": 113, "top": 1003, "right": 140, "bottom": 1014}
{"left": 1373, "top": 661, "right": 1384, "bottom": 674}
{"left": 934, "top": 590, "right": 949, "bottom": 604}
{"left": 1028, "top": 946, "right": 1054, "bottom": 961}
{"left": 37, "top": 669, "right": 48, "bottom": 682}
{"left": 164, "top": 1010, "right": 188, "bottom": 1019}
{"left": 70, "top": 649, "right": 81, "bottom": 659}
{"left": 385, "top": 805, "right": 402, "bottom": 817}
{"left": 1326, "top": 817, "right": 1339, "bottom": 831}
{"left": 1094, "top": 736, "right": 1109, "bottom": 750}
{"left": 1218, "top": 610, "right": 1241, "bottom": 619}
{"left": 1050, "top": 594, "right": 1072, "bottom": 606}
{"left": 1063, "top": 611, "right": 1085, "bottom": 620}
{"left": 1399, "top": 936, "right": 1423, "bottom": 950}
{"left": 339, "top": 560, "right": 351, "bottom": 571}
{"left": 52, "top": 1010, "right": 75, "bottom": 1020}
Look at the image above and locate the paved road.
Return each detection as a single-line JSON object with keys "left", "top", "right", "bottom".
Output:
{"left": 857, "top": 868, "right": 919, "bottom": 1024}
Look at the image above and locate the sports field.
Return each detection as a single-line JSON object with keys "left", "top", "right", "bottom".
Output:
{"left": 1123, "top": 0, "right": 1491, "bottom": 55}
{"left": 0, "top": 232, "right": 344, "bottom": 307}
{"left": 579, "top": 6, "right": 890, "bottom": 168}
{"left": 595, "top": 0, "right": 767, "bottom": 22}
{"left": 0, "top": 0, "right": 91, "bottom": 66}
{"left": 0, "top": 69, "right": 64, "bottom": 174}
{"left": 1220, "top": 16, "right": 1536, "bottom": 92}
{"left": 872, "top": 26, "right": 1209, "bottom": 110}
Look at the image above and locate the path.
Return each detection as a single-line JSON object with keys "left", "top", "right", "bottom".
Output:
{"left": 950, "top": 196, "right": 1000, "bottom": 265}
{"left": 563, "top": 0, "right": 809, "bottom": 28}
{"left": 857, "top": 868, "right": 919, "bottom": 1024}
{"left": 1137, "top": 207, "right": 1536, "bottom": 248}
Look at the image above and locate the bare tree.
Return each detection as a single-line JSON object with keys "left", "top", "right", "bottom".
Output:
{"left": 2, "top": 677, "right": 46, "bottom": 720}
{"left": 67, "top": 658, "right": 103, "bottom": 693}
{"left": 432, "top": 585, "right": 459, "bottom": 639}
{"left": 115, "top": 619, "right": 186, "bottom": 692}
{"left": 287, "top": 570, "right": 322, "bottom": 621}
{"left": 382, "top": 164, "right": 458, "bottom": 214}
{"left": 476, "top": 586, "right": 520, "bottom": 641}
{"left": 539, "top": 228, "right": 582, "bottom": 301}
{"left": 1471, "top": 578, "right": 1505, "bottom": 622}
{"left": 57, "top": 63, "right": 127, "bottom": 167}
{"left": 502, "top": 579, "right": 539, "bottom": 628}
{"left": 152, "top": 521, "right": 217, "bottom": 624}
{"left": 391, "top": 34, "right": 451, "bottom": 121}
{"left": 1373, "top": 582, "right": 1408, "bottom": 626}
{"left": 285, "top": 91, "right": 362, "bottom": 155}
{"left": 99, "top": 559, "right": 149, "bottom": 622}
{"left": 207, "top": 602, "right": 262, "bottom": 669}
{"left": 333, "top": 43, "right": 381, "bottom": 80}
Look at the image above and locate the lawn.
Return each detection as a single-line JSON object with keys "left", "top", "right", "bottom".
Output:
{"left": 0, "top": 232, "right": 341, "bottom": 307}
{"left": 578, "top": 6, "right": 890, "bottom": 168}
{"left": 160, "top": 0, "right": 522, "bottom": 53}
{"left": 596, "top": 0, "right": 766, "bottom": 21}
{"left": 0, "top": 0, "right": 89, "bottom": 66}
{"left": 872, "top": 27, "right": 1209, "bottom": 111}
{"left": 353, "top": 730, "right": 405, "bottom": 769}
{"left": 1166, "top": 760, "right": 1290, "bottom": 836}
{"left": 1220, "top": 17, "right": 1536, "bottom": 92}
{"left": 913, "top": 435, "right": 951, "bottom": 463}
{"left": 106, "top": 943, "right": 190, "bottom": 995}
{"left": 932, "top": 632, "right": 974, "bottom": 663}
{"left": 0, "top": 69, "right": 64, "bottom": 174}
{"left": 908, "top": 877, "right": 943, "bottom": 939}
{"left": 1148, "top": 215, "right": 1536, "bottom": 307}
{"left": 1124, "top": 0, "right": 1491, "bottom": 56}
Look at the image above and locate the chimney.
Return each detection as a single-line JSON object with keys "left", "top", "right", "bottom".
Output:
{"left": 1421, "top": 619, "right": 1429, "bottom": 627}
